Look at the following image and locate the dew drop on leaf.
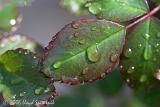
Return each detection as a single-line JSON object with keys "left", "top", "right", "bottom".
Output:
{"left": 88, "top": 2, "right": 102, "bottom": 14}
{"left": 19, "top": 92, "right": 26, "bottom": 97}
{"left": 53, "top": 61, "right": 62, "bottom": 69}
{"left": 87, "top": 44, "right": 100, "bottom": 62}
{"left": 44, "top": 87, "right": 51, "bottom": 93}
{"left": 127, "top": 66, "right": 135, "bottom": 74}
{"left": 73, "top": 32, "right": 79, "bottom": 37}
{"left": 71, "top": 23, "right": 80, "bottom": 29}
{"left": 140, "top": 75, "right": 147, "bottom": 83}
{"left": 34, "top": 87, "right": 43, "bottom": 95}
{"left": 144, "top": 43, "right": 152, "bottom": 61}
{"left": 124, "top": 48, "right": 132, "bottom": 58}
{"left": 144, "top": 34, "right": 150, "bottom": 40}
{"left": 110, "top": 53, "right": 118, "bottom": 63}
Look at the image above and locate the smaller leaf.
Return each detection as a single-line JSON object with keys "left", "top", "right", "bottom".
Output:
{"left": 0, "top": 34, "right": 43, "bottom": 56}
{"left": 86, "top": 0, "right": 149, "bottom": 22}
{"left": 0, "top": 49, "right": 54, "bottom": 107}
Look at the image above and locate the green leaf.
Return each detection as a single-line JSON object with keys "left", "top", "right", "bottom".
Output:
{"left": 0, "top": 4, "right": 21, "bottom": 34}
{"left": 0, "top": 49, "right": 53, "bottom": 106}
{"left": 42, "top": 19, "right": 126, "bottom": 84}
{"left": 60, "top": 0, "right": 89, "bottom": 16}
{"left": 0, "top": 34, "right": 43, "bottom": 56}
{"left": 0, "top": 0, "right": 32, "bottom": 6}
{"left": 97, "top": 69, "right": 124, "bottom": 96}
{"left": 87, "top": 0, "right": 149, "bottom": 22}
{"left": 120, "top": 17, "right": 160, "bottom": 89}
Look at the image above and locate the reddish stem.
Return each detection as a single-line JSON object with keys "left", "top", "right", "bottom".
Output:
{"left": 126, "top": 4, "right": 160, "bottom": 29}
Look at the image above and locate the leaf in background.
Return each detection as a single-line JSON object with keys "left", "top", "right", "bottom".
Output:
{"left": 86, "top": 0, "right": 149, "bottom": 22}
{"left": 60, "top": 0, "right": 89, "bottom": 16}
{"left": 0, "top": 4, "right": 21, "bottom": 35}
{"left": 0, "top": 49, "right": 54, "bottom": 107}
{"left": 42, "top": 19, "right": 126, "bottom": 84}
{"left": 97, "top": 69, "right": 124, "bottom": 96}
{"left": 0, "top": 34, "right": 43, "bottom": 56}
{"left": 120, "top": 17, "right": 160, "bottom": 89}
{"left": 134, "top": 83, "right": 160, "bottom": 107}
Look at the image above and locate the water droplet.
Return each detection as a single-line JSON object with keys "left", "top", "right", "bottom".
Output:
{"left": 127, "top": 66, "right": 135, "bottom": 74}
{"left": 10, "top": 19, "right": 16, "bottom": 25}
{"left": 0, "top": 43, "right": 4, "bottom": 48}
{"left": 78, "top": 39, "right": 85, "bottom": 45}
{"left": 82, "top": 67, "right": 88, "bottom": 75}
{"left": 73, "top": 32, "right": 79, "bottom": 37}
{"left": 72, "top": 23, "right": 79, "bottom": 29}
{"left": 88, "top": 3, "right": 102, "bottom": 14}
{"left": 126, "top": 79, "right": 130, "bottom": 83}
{"left": 144, "top": 34, "right": 150, "bottom": 40}
{"left": 100, "top": 73, "right": 106, "bottom": 78}
{"left": 35, "top": 87, "right": 43, "bottom": 95}
{"left": 157, "top": 32, "right": 160, "bottom": 38}
{"left": 20, "top": 92, "right": 26, "bottom": 97}
{"left": 154, "top": 69, "right": 160, "bottom": 80}
{"left": 140, "top": 75, "right": 147, "bottom": 83}
{"left": 91, "top": 26, "right": 96, "bottom": 31}
{"left": 85, "top": 2, "right": 91, "bottom": 7}
{"left": 124, "top": 48, "right": 132, "bottom": 58}
{"left": 53, "top": 61, "right": 62, "bottom": 69}
{"left": 138, "top": 44, "right": 142, "bottom": 48}
{"left": 44, "top": 87, "right": 51, "bottom": 93}
{"left": 110, "top": 53, "right": 118, "bottom": 63}
{"left": 87, "top": 44, "right": 100, "bottom": 62}
{"left": 144, "top": 43, "right": 152, "bottom": 61}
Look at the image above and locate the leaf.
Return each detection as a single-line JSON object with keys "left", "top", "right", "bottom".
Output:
{"left": 0, "top": 0, "right": 33, "bottom": 6}
{"left": 60, "top": 0, "right": 89, "bottom": 16}
{"left": 0, "top": 4, "right": 21, "bottom": 35}
{"left": 120, "top": 17, "right": 160, "bottom": 89}
{"left": 96, "top": 69, "right": 124, "bottom": 96}
{"left": 0, "top": 34, "right": 43, "bottom": 56}
{"left": 0, "top": 49, "right": 54, "bottom": 106}
{"left": 42, "top": 19, "right": 126, "bottom": 84}
{"left": 86, "top": 0, "right": 149, "bottom": 22}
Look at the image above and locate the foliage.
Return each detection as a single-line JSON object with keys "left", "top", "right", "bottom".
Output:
{"left": 0, "top": 0, "right": 160, "bottom": 107}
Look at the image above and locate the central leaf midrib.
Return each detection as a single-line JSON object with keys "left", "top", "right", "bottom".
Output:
{"left": 58, "top": 29, "right": 124, "bottom": 64}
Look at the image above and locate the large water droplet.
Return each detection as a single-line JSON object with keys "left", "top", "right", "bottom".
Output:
{"left": 88, "top": 3, "right": 102, "bottom": 14}
{"left": 144, "top": 43, "right": 152, "bottom": 61}
{"left": 53, "top": 61, "right": 62, "bottom": 69}
{"left": 110, "top": 53, "right": 118, "bottom": 63}
{"left": 154, "top": 69, "right": 160, "bottom": 80}
{"left": 127, "top": 66, "right": 135, "bottom": 74}
{"left": 87, "top": 44, "right": 100, "bottom": 62}
{"left": 35, "top": 87, "right": 43, "bottom": 95}
{"left": 124, "top": 48, "right": 132, "bottom": 58}
{"left": 140, "top": 75, "right": 147, "bottom": 83}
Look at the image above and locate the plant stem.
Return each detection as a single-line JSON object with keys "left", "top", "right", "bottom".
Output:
{"left": 126, "top": 4, "right": 160, "bottom": 29}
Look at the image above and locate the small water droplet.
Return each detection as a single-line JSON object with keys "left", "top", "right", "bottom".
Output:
{"left": 87, "top": 44, "right": 100, "bottom": 62}
{"left": 53, "top": 61, "right": 62, "bottom": 69}
{"left": 127, "top": 66, "right": 135, "bottom": 74}
{"left": 124, "top": 48, "right": 132, "bottom": 58}
{"left": 110, "top": 53, "right": 118, "bottom": 63}
{"left": 20, "top": 92, "right": 26, "bottom": 97}
{"left": 140, "top": 75, "right": 147, "bottom": 83}
{"left": 10, "top": 19, "right": 16, "bottom": 25}
{"left": 73, "top": 32, "right": 79, "bottom": 37}
{"left": 44, "top": 87, "right": 51, "bottom": 93}
{"left": 144, "top": 34, "right": 150, "bottom": 40}
{"left": 91, "top": 26, "right": 96, "bottom": 31}
{"left": 35, "top": 87, "right": 43, "bottom": 95}
{"left": 78, "top": 39, "right": 85, "bottom": 45}
{"left": 126, "top": 79, "right": 130, "bottom": 83}
{"left": 88, "top": 3, "right": 102, "bottom": 14}
{"left": 100, "top": 73, "right": 106, "bottom": 78}
{"left": 144, "top": 43, "right": 152, "bottom": 61}
{"left": 82, "top": 67, "right": 88, "bottom": 75}
{"left": 72, "top": 23, "right": 79, "bottom": 29}
{"left": 154, "top": 69, "right": 160, "bottom": 80}
{"left": 138, "top": 44, "right": 142, "bottom": 48}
